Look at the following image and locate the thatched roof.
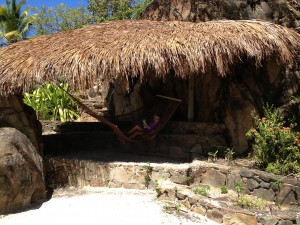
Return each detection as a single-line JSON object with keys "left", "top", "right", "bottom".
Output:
{"left": 0, "top": 19, "right": 299, "bottom": 95}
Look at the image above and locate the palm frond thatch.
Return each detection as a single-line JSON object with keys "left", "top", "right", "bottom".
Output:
{"left": 0, "top": 19, "right": 299, "bottom": 95}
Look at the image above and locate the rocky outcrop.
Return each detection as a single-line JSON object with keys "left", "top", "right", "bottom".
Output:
{"left": 0, "top": 95, "right": 42, "bottom": 155}
{"left": 142, "top": 0, "right": 300, "bottom": 33}
{"left": 0, "top": 128, "right": 46, "bottom": 214}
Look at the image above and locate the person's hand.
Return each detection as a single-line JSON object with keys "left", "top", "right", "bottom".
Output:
{"left": 142, "top": 120, "right": 149, "bottom": 128}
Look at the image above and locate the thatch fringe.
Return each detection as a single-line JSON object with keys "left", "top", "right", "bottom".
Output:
{"left": 0, "top": 20, "right": 299, "bottom": 95}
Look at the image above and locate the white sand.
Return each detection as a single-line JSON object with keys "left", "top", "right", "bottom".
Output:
{"left": 0, "top": 187, "right": 220, "bottom": 225}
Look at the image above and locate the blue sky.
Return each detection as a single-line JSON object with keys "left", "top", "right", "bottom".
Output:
{"left": 0, "top": 0, "right": 87, "bottom": 9}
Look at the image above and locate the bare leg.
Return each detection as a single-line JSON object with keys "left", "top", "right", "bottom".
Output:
{"left": 128, "top": 125, "right": 143, "bottom": 135}
{"left": 129, "top": 130, "right": 144, "bottom": 139}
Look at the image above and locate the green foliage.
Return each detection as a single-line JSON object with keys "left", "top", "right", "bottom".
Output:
{"left": 225, "top": 147, "right": 235, "bottom": 165}
{"left": 246, "top": 104, "right": 300, "bottom": 175}
{"left": 130, "top": 0, "right": 153, "bottom": 19}
{"left": 234, "top": 181, "right": 244, "bottom": 198}
{"left": 87, "top": 0, "right": 152, "bottom": 21}
{"left": 142, "top": 162, "right": 152, "bottom": 188}
{"left": 32, "top": 4, "right": 93, "bottom": 35}
{"left": 154, "top": 180, "right": 162, "bottom": 197}
{"left": 23, "top": 83, "right": 79, "bottom": 122}
{"left": 233, "top": 181, "right": 267, "bottom": 209}
{"left": 236, "top": 195, "right": 266, "bottom": 210}
{"left": 265, "top": 163, "right": 281, "bottom": 175}
{"left": 163, "top": 200, "right": 186, "bottom": 213}
{"left": 31, "top": 0, "right": 153, "bottom": 36}
{"left": 0, "top": 0, "right": 36, "bottom": 43}
{"left": 208, "top": 150, "right": 218, "bottom": 161}
{"left": 220, "top": 185, "right": 228, "bottom": 194}
{"left": 193, "top": 185, "right": 210, "bottom": 196}
{"left": 270, "top": 179, "right": 283, "bottom": 191}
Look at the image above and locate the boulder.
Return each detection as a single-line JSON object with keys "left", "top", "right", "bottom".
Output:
{"left": 0, "top": 127, "right": 46, "bottom": 214}
{"left": 142, "top": 0, "right": 300, "bottom": 33}
{"left": 253, "top": 188, "right": 275, "bottom": 202}
{"left": 223, "top": 212, "right": 257, "bottom": 225}
{"left": 206, "top": 208, "right": 223, "bottom": 223}
{"left": 201, "top": 168, "right": 226, "bottom": 187}
{"left": 0, "top": 95, "right": 42, "bottom": 155}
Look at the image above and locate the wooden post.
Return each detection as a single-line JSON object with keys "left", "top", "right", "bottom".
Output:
{"left": 188, "top": 73, "right": 195, "bottom": 121}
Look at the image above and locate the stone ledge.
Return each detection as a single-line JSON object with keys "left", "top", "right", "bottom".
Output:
{"left": 45, "top": 157, "right": 300, "bottom": 225}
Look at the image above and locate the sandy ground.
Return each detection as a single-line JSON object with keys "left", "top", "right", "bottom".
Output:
{"left": 0, "top": 187, "right": 220, "bottom": 225}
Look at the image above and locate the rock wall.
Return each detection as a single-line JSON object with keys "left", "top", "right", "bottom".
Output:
{"left": 46, "top": 157, "right": 300, "bottom": 207}
{"left": 46, "top": 157, "right": 300, "bottom": 224}
{"left": 142, "top": 0, "right": 300, "bottom": 33}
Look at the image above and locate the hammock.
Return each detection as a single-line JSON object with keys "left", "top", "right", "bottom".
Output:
{"left": 64, "top": 90, "right": 181, "bottom": 143}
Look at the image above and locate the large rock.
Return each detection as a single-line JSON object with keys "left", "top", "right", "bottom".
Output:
{"left": 223, "top": 212, "right": 257, "bottom": 225}
{"left": 252, "top": 188, "right": 275, "bottom": 202}
{"left": 201, "top": 168, "right": 226, "bottom": 187}
{"left": 0, "top": 95, "right": 42, "bottom": 155}
{"left": 142, "top": 0, "right": 300, "bottom": 33}
{"left": 0, "top": 127, "right": 46, "bottom": 214}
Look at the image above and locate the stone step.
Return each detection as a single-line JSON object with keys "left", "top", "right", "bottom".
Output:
{"left": 45, "top": 157, "right": 300, "bottom": 225}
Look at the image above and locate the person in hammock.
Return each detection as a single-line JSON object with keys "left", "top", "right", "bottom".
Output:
{"left": 127, "top": 114, "right": 160, "bottom": 139}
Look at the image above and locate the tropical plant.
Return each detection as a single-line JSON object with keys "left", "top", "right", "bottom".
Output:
{"left": 225, "top": 147, "right": 235, "bottom": 165}
{"left": 246, "top": 104, "right": 300, "bottom": 175}
{"left": 0, "top": 0, "right": 35, "bottom": 43}
{"left": 23, "top": 83, "right": 79, "bottom": 122}
{"left": 208, "top": 150, "right": 218, "bottom": 162}
{"left": 234, "top": 181, "right": 244, "bottom": 199}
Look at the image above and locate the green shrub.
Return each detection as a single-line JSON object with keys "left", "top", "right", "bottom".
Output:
{"left": 193, "top": 185, "right": 210, "bottom": 196}
{"left": 143, "top": 162, "right": 153, "bottom": 188}
{"left": 220, "top": 185, "right": 228, "bottom": 194}
{"left": 23, "top": 83, "right": 79, "bottom": 122}
{"left": 236, "top": 195, "right": 266, "bottom": 210}
{"left": 225, "top": 147, "right": 235, "bottom": 165}
{"left": 234, "top": 181, "right": 244, "bottom": 198}
{"left": 208, "top": 150, "right": 218, "bottom": 161}
{"left": 246, "top": 104, "right": 300, "bottom": 175}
